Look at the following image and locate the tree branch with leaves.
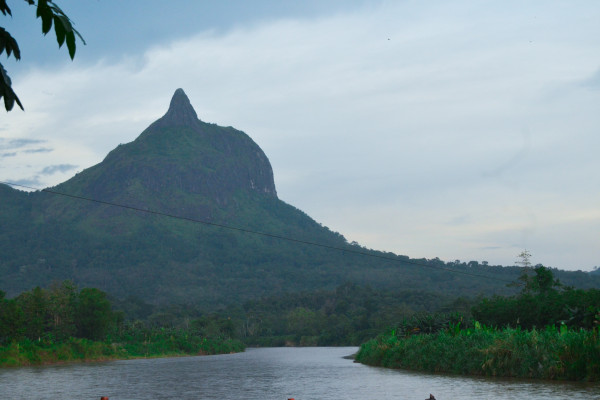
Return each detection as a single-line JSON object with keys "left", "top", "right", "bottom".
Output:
{"left": 0, "top": 0, "right": 84, "bottom": 111}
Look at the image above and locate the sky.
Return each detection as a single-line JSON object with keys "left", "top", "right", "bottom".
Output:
{"left": 1, "top": 0, "right": 599, "bottom": 271}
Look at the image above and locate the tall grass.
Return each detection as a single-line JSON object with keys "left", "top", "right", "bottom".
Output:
{"left": 0, "top": 338, "right": 120, "bottom": 367}
{"left": 356, "top": 325, "right": 600, "bottom": 381}
{"left": 0, "top": 331, "right": 245, "bottom": 367}
{"left": 114, "top": 329, "right": 245, "bottom": 358}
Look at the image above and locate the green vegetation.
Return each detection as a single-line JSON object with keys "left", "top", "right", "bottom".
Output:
{"left": 229, "top": 283, "right": 472, "bottom": 346}
{"left": 110, "top": 326, "right": 244, "bottom": 359}
{"left": 0, "top": 281, "right": 116, "bottom": 344}
{"left": 2, "top": 89, "right": 598, "bottom": 307}
{"left": 2, "top": 266, "right": 599, "bottom": 381}
{"left": 0, "top": 333, "right": 244, "bottom": 367}
{"left": 356, "top": 324, "right": 600, "bottom": 381}
{"left": 356, "top": 266, "right": 600, "bottom": 381}
{"left": 3, "top": 177, "right": 597, "bottom": 308}
{"left": 473, "top": 267, "right": 600, "bottom": 330}
{"left": 0, "top": 338, "right": 120, "bottom": 367}
{"left": 0, "top": 282, "right": 244, "bottom": 367}
{"left": 106, "top": 282, "right": 476, "bottom": 347}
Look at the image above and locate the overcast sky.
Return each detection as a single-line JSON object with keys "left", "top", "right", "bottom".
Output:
{"left": 1, "top": 0, "right": 599, "bottom": 271}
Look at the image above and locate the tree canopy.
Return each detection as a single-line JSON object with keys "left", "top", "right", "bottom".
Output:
{"left": 0, "top": 0, "right": 84, "bottom": 111}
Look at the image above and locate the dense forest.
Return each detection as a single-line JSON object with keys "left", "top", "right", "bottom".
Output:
{"left": 2, "top": 280, "right": 471, "bottom": 352}
{"left": 2, "top": 265, "right": 599, "bottom": 376}
{"left": 0, "top": 282, "right": 244, "bottom": 366}
{"left": 0, "top": 281, "right": 116, "bottom": 343}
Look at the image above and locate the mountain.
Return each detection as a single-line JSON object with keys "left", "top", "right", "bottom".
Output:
{"left": 1, "top": 89, "right": 597, "bottom": 306}
{"left": 53, "top": 89, "right": 277, "bottom": 220}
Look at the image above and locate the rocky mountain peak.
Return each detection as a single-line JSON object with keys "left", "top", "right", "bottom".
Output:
{"left": 58, "top": 88, "right": 278, "bottom": 207}
{"left": 156, "top": 88, "right": 200, "bottom": 128}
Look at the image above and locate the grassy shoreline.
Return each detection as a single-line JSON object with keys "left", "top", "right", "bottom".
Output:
{"left": 0, "top": 336, "right": 245, "bottom": 368}
{"left": 355, "top": 325, "right": 600, "bottom": 381}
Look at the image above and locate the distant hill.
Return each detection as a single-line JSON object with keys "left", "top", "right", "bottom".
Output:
{"left": 1, "top": 89, "right": 597, "bottom": 306}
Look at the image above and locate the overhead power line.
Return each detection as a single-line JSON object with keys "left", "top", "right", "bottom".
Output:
{"left": 0, "top": 180, "right": 518, "bottom": 285}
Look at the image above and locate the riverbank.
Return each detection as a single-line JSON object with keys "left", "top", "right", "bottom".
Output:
{"left": 356, "top": 325, "right": 600, "bottom": 381}
{"left": 0, "top": 336, "right": 245, "bottom": 367}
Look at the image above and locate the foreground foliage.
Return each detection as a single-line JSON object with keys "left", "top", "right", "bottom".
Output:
{"left": 356, "top": 324, "right": 600, "bottom": 381}
{"left": 1, "top": 0, "right": 85, "bottom": 111}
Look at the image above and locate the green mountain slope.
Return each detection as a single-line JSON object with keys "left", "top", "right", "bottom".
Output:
{"left": 1, "top": 89, "right": 597, "bottom": 306}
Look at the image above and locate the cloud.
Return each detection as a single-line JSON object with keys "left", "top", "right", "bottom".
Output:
{"left": 581, "top": 67, "right": 600, "bottom": 89}
{"left": 1, "top": 152, "right": 17, "bottom": 158}
{"left": 40, "top": 164, "right": 78, "bottom": 175}
{"left": 23, "top": 148, "right": 53, "bottom": 154}
{"left": 0, "top": 138, "right": 46, "bottom": 150}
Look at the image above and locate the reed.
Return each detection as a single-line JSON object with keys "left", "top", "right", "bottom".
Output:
{"left": 0, "top": 338, "right": 120, "bottom": 367}
{"left": 356, "top": 325, "right": 600, "bottom": 381}
{"left": 0, "top": 333, "right": 245, "bottom": 367}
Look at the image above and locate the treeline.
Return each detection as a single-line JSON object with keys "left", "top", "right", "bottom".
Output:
{"left": 356, "top": 266, "right": 600, "bottom": 381}
{"left": 0, "top": 281, "right": 117, "bottom": 344}
{"left": 108, "top": 283, "right": 475, "bottom": 346}
{"left": 108, "top": 275, "right": 597, "bottom": 347}
{"left": 0, "top": 282, "right": 244, "bottom": 367}
{"left": 473, "top": 266, "right": 600, "bottom": 330}
{"left": 232, "top": 284, "right": 472, "bottom": 346}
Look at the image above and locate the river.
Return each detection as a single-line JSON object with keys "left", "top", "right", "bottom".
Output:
{"left": 1, "top": 347, "right": 599, "bottom": 399}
